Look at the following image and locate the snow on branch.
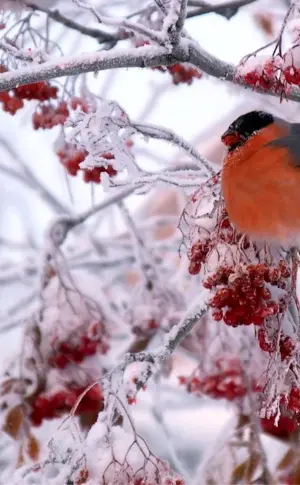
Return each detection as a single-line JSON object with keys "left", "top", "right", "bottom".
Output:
{"left": 65, "top": 98, "right": 215, "bottom": 181}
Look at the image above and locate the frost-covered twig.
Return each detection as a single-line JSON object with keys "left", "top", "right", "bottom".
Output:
{"left": 187, "top": 0, "right": 257, "bottom": 19}
{"left": 28, "top": 3, "right": 118, "bottom": 42}
{"left": 0, "top": 139, "right": 71, "bottom": 214}
{"left": 103, "top": 294, "right": 208, "bottom": 391}
{"left": 131, "top": 121, "right": 215, "bottom": 175}
{"left": 73, "top": 0, "right": 166, "bottom": 44}
{"left": 0, "top": 40, "right": 49, "bottom": 62}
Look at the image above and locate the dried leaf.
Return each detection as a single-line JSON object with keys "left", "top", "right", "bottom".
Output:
{"left": 231, "top": 461, "right": 247, "bottom": 484}
{"left": 3, "top": 405, "right": 24, "bottom": 439}
{"left": 277, "top": 449, "right": 297, "bottom": 470}
{"left": 27, "top": 434, "right": 40, "bottom": 461}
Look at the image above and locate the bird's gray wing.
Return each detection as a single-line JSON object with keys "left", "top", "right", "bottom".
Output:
{"left": 264, "top": 120, "right": 300, "bottom": 167}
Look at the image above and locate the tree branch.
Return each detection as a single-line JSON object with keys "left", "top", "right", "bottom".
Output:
{"left": 28, "top": 3, "right": 118, "bottom": 42}
{"left": 102, "top": 294, "right": 209, "bottom": 389}
{"left": 0, "top": 38, "right": 299, "bottom": 104}
{"left": 187, "top": 0, "right": 258, "bottom": 19}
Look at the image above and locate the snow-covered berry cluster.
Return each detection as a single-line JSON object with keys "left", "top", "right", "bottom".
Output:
{"left": 48, "top": 321, "right": 109, "bottom": 369}
{"left": 57, "top": 142, "right": 117, "bottom": 184}
{"left": 207, "top": 261, "right": 290, "bottom": 328}
{"left": 235, "top": 47, "right": 300, "bottom": 97}
{"left": 30, "top": 385, "right": 103, "bottom": 426}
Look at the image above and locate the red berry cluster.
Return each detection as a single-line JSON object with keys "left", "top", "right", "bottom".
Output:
{"left": 48, "top": 331, "right": 109, "bottom": 369}
{"left": 14, "top": 82, "right": 58, "bottom": 101}
{"left": 206, "top": 261, "right": 290, "bottom": 327}
{"left": 236, "top": 53, "right": 300, "bottom": 95}
{"left": 287, "top": 387, "right": 300, "bottom": 414}
{"left": 236, "top": 57, "right": 287, "bottom": 95}
{"left": 76, "top": 469, "right": 89, "bottom": 485}
{"left": 135, "top": 44, "right": 201, "bottom": 85}
{"left": 257, "top": 329, "right": 295, "bottom": 358}
{"left": 261, "top": 415, "right": 297, "bottom": 438}
{"left": 178, "top": 359, "right": 248, "bottom": 401}
{"left": 188, "top": 238, "right": 210, "bottom": 275}
{"left": 57, "top": 143, "right": 117, "bottom": 184}
{"left": 70, "top": 97, "right": 89, "bottom": 113}
{"left": 0, "top": 64, "right": 58, "bottom": 115}
{"left": 152, "top": 64, "right": 202, "bottom": 85}
{"left": 30, "top": 385, "right": 103, "bottom": 426}
{"left": 33, "top": 101, "right": 69, "bottom": 130}
{"left": 188, "top": 212, "right": 249, "bottom": 276}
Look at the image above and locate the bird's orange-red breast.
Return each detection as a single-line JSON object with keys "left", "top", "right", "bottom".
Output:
{"left": 221, "top": 110, "right": 300, "bottom": 245}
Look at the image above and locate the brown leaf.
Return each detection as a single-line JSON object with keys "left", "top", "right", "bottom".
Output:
{"left": 277, "top": 449, "right": 297, "bottom": 470}
{"left": 3, "top": 405, "right": 24, "bottom": 439}
{"left": 27, "top": 434, "right": 40, "bottom": 461}
{"left": 231, "top": 461, "right": 247, "bottom": 484}
{"left": 253, "top": 13, "right": 275, "bottom": 38}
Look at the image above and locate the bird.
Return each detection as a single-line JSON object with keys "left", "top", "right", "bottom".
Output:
{"left": 221, "top": 110, "right": 300, "bottom": 246}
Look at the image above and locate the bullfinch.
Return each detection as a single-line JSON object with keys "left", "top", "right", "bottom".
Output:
{"left": 221, "top": 110, "right": 300, "bottom": 246}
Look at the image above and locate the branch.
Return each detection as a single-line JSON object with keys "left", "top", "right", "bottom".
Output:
{"left": 0, "top": 140, "right": 71, "bottom": 215}
{"left": 132, "top": 121, "right": 215, "bottom": 175}
{"left": 28, "top": 3, "right": 118, "bottom": 42}
{"left": 45, "top": 186, "right": 136, "bottom": 251}
{"left": 187, "top": 0, "right": 258, "bottom": 19}
{"left": 0, "top": 38, "right": 299, "bottom": 104}
{"left": 102, "top": 294, "right": 209, "bottom": 390}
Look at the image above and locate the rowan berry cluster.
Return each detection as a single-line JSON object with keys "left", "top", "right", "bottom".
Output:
{"left": 48, "top": 325, "right": 109, "bottom": 369}
{"left": 30, "top": 385, "right": 103, "bottom": 426}
{"left": 57, "top": 143, "right": 117, "bottom": 184}
{"left": 188, "top": 212, "right": 247, "bottom": 276}
{"left": 236, "top": 50, "right": 300, "bottom": 96}
{"left": 178, "top": 358, "right": 248, "bottom": 401}
{"left": 135, "top": 40, "right": 202, "bottom": 85}
{"left": 257, "top": 329, "right": 295, "bottom": 358}
{"left": 0, "top": 66, "right": 59, "bottom": 115}
{"left": 153, "top": 64, "right": 202, "bottom": 85}
{"left": 206, "top": 260, "right": 290, "bottom": 327}
{"left": 260, "top": 415, "right": 297, "bottom": 438}
{"left": 33, "top": 101, "right": 69, "bottom": 129}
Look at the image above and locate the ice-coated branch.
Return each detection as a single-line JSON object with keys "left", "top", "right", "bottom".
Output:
{"left": 0, "top": 139, "right": 71, "bottom": 214}
{"left": 28, "top": 3, "right": 118, "bottom": 42}
{"left": 162, "top": 0, "right": 188, "bottom": 42}
{"left": 73, "top": 0, "right": 166, "bottom": 44}
{"left": 0, "top": 45, "right": 177, "bottom": 91}
{"left": 0, "top": 40, "right": 49, "bottom": 62}
{"left": 0, "top": 36, "right": 299, "bottom": 103}
{"left": 187, "top": 0, "right": 258, "bottom": 19}
{"left": 45, "top": 186, "right": 136, "bottom": 251}
{"left": 103, "top": 293, "right": 209, "bottom": 390}
{"left": 131, "top": 121, "right": 215, "bottom": 175}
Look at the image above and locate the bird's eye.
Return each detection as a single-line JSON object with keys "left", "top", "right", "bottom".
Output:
{"left": 221, "top": 131, "right": 241, "bottom": 147}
